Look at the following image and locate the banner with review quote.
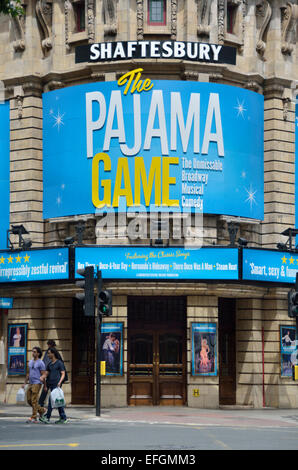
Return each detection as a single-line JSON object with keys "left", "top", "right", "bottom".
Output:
{"left": 43, "top": 73, "right": 264, "bottom": 219}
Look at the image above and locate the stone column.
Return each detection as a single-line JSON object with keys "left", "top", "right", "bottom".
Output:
{"left": 262, "top": 79, "right": 296, "bottom": 248}
{"left": 9, "top": 80, "right": 44, "bottom": 248}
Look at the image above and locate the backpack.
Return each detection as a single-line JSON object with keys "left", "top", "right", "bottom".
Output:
{"left": 62, "top": 362, "right": 68, "bottom": 383}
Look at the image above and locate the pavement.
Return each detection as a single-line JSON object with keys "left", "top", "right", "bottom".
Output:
{"left": 1, "top": 403, "right": 298, "bottom": 428}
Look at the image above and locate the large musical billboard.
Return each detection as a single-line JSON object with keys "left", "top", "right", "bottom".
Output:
{"left": 43, "top": 71, "right": 264, "bottom": 220}
{"left": 0, "top": 101, "right": 10, "bottom": 249}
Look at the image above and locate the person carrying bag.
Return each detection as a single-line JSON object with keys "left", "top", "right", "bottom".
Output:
{"left": 39, "top": 347, "right": 68, "bottom": 424}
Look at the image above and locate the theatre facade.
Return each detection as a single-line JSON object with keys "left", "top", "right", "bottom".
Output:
{"left": 0, "top": 0, "right": 298, "bottom": 408}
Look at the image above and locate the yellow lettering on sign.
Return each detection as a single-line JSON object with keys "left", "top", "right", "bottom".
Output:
{"left": 162, "top": 157, "right": 179, "bottom": 207}
{"left": 135, "top": 156, "right": 161, "bottom": 206}
{"left": 92, "top": 152, "right": 111, "bottom": 208}
{"left": 112, "top": 157, "right": 133, "bottom": 207}
{"left": 117, "top": 68, "right": 154, "bottom": 95}
{"left": 92, "top": 153, "right": 179, "bottom": 209}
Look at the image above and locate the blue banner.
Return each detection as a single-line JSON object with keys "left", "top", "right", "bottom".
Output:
{"left": 242, "top": 248, "right": 298, "bottom": 284}
{"left": 75, "top": 246, "right": 239, "bottom": 280}
{"left": 0, "top": 248, "right": 69, "bottom": 283}
{"left": 0, "top": 298, "right": 13, "bottom": 308}
{"left": 0, "top": 101, "right": 10, "bottom": 249}
{"left": 43, "top": 76, "right": 264, "bottom": 220}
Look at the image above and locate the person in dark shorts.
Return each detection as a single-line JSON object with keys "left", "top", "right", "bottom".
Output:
{"left": 39, "top": 347, "right": 68, "bottom": 424}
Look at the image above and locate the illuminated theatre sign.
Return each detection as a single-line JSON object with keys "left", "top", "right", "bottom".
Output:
{"left": 43, "top": 69, "right": 264, "bottom": 220}
{"left": 75, "top": 40, "right": 237, "bottom": 65}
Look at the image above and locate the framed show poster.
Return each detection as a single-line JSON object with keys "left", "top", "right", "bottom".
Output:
{"left": 280, "top": 325, "right": 298, "bottom": 377}
{"left": 192, "top": 323, "right": 217, "bottom": 376}
{"left": 100, "top": 322, "right": 123, "bottom": 376}
{"left": 7, "top": 323, "right": 28, "bottom": 375}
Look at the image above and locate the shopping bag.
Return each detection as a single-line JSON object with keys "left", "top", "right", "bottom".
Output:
{"left": 16, "top": 387, "right": 25, "bottom": 403}
{"left": 50, "top": 387, "right": 66, "bottom": 408}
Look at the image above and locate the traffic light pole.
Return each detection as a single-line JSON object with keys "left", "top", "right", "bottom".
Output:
{"left": 96, "top": 269, "right": 102, "bottom": 417}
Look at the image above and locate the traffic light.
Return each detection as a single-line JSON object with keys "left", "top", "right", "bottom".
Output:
{"left": 293, "top": 365, "right": 298, "bottom": 381}
{"left": 98, "top": 289, "right": 112, "bottom": 316}
{"left": 75, "top": 266, "right": 95, "bottom": 316}
{"left": 288, "top": 289, "right": 298, "bottom": 318}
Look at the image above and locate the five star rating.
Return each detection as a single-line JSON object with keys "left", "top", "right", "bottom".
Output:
{"left": 0, "top": 253, "right": 30, "bottom": 264}
{"left": 281, "top": 255, "right": 298, "bottom": 265}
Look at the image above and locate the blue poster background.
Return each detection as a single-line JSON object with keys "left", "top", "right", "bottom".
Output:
{"left": 43, "top": 80, "right": 264, "bottom": 220}
{"left": 242, "top": 248, "right": 298, "bottom": 284}
{"left": 0, "top": 248, "right": 69, "bottom": 283}
{"left": 75, "top": 246, "right": 239, "bottom": 280}
{"left": 0, "top": 102, "right": 10, "bottom": 249}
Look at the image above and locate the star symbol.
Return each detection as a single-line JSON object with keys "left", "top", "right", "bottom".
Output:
{"left": 289, "top": 256, "right": 295, "bottom": 264}
{"left": 23, "top": 253, "right": 30, "bottom": 262}
{"left": 234, "top": 99, "right": 247, "bottom": 118}
{"left": 7, "top": 255, "right": 13, "bottom": 263}
{"left": 245, "top": 185, "right": 257, "bottom": 210}
{"left": 281, "top": 255, "right": 287, "bottom": 264}
{"left": 15, "top": 254, "right": 22, "bottom": 263}
{"left": 52, "top": 110, "right": 65, "bottom": 131}
{"left": 0, "top": 256, "right": 5, "bottom": 264}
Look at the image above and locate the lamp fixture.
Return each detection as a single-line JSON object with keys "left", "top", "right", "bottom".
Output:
{"left": 276, "top": 228, "right": 298, "bottom": 251}
{"left": 7, "top": 225, "right": 32, "bottom": 250}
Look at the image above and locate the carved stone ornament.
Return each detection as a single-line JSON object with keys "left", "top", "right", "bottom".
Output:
{"left": 281, "top": 2, "right": 298, "bottom": 55}
{"left": 197, "top": 0, "right": 212, "bottom": 37}
{"left": 36, "top": 0, "right": 53, "bottom": 54}
{"left": 136, "top": 0, "right": 143, "bottom": 40}
{"left": 217, "top": 0, "right": 225, "bottom": 44}
{"left": 255, "top": 0, "right": 272, "bottom": 54}
{"left": 171, "top": 0, "right": 178, "bottom": 40}
{"left": 103, "top": 0, "right": 117, "bottom": 37}
{"left": 11, "top": 3, "right": 26, "bottom": 52}
{"left": 14, "top": 85, "right": 24, "bottom": 119}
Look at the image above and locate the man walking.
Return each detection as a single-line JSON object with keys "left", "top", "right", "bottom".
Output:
{"left": 39, "top": 347, "right": 68, "bottom": 424}
{"left": 23, "top": 347, "right": 46, "bottom": 423}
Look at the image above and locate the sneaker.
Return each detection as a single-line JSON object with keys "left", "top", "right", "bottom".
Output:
{"left": 39, "top": 415, "right": 50, "bottom": 424}
{"left": 55, "top": 418, "right": 68, "bottom": 424}
{"left": 26, "top": 418, "right": 38, "bottom": 424}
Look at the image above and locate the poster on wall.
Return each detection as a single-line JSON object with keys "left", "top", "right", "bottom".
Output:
{"left": 100, "top": 322, "right": 123, "bottom": 376}
{"left": 7, "top": 323, "right": 27, "bottom": 375}
{"left": 280, "top": 325, "right": 298, "bottom": 377}
{"left": 191, "top": 323, "right": 217, "bottom": 376}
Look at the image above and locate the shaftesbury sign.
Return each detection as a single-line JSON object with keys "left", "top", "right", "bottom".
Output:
{"left": 75, "top": 40, "right": 237, "bottom": 65}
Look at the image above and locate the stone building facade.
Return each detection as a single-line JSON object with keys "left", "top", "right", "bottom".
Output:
{"left": 0, "top": 0, "right": 297, "bottom": 409}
